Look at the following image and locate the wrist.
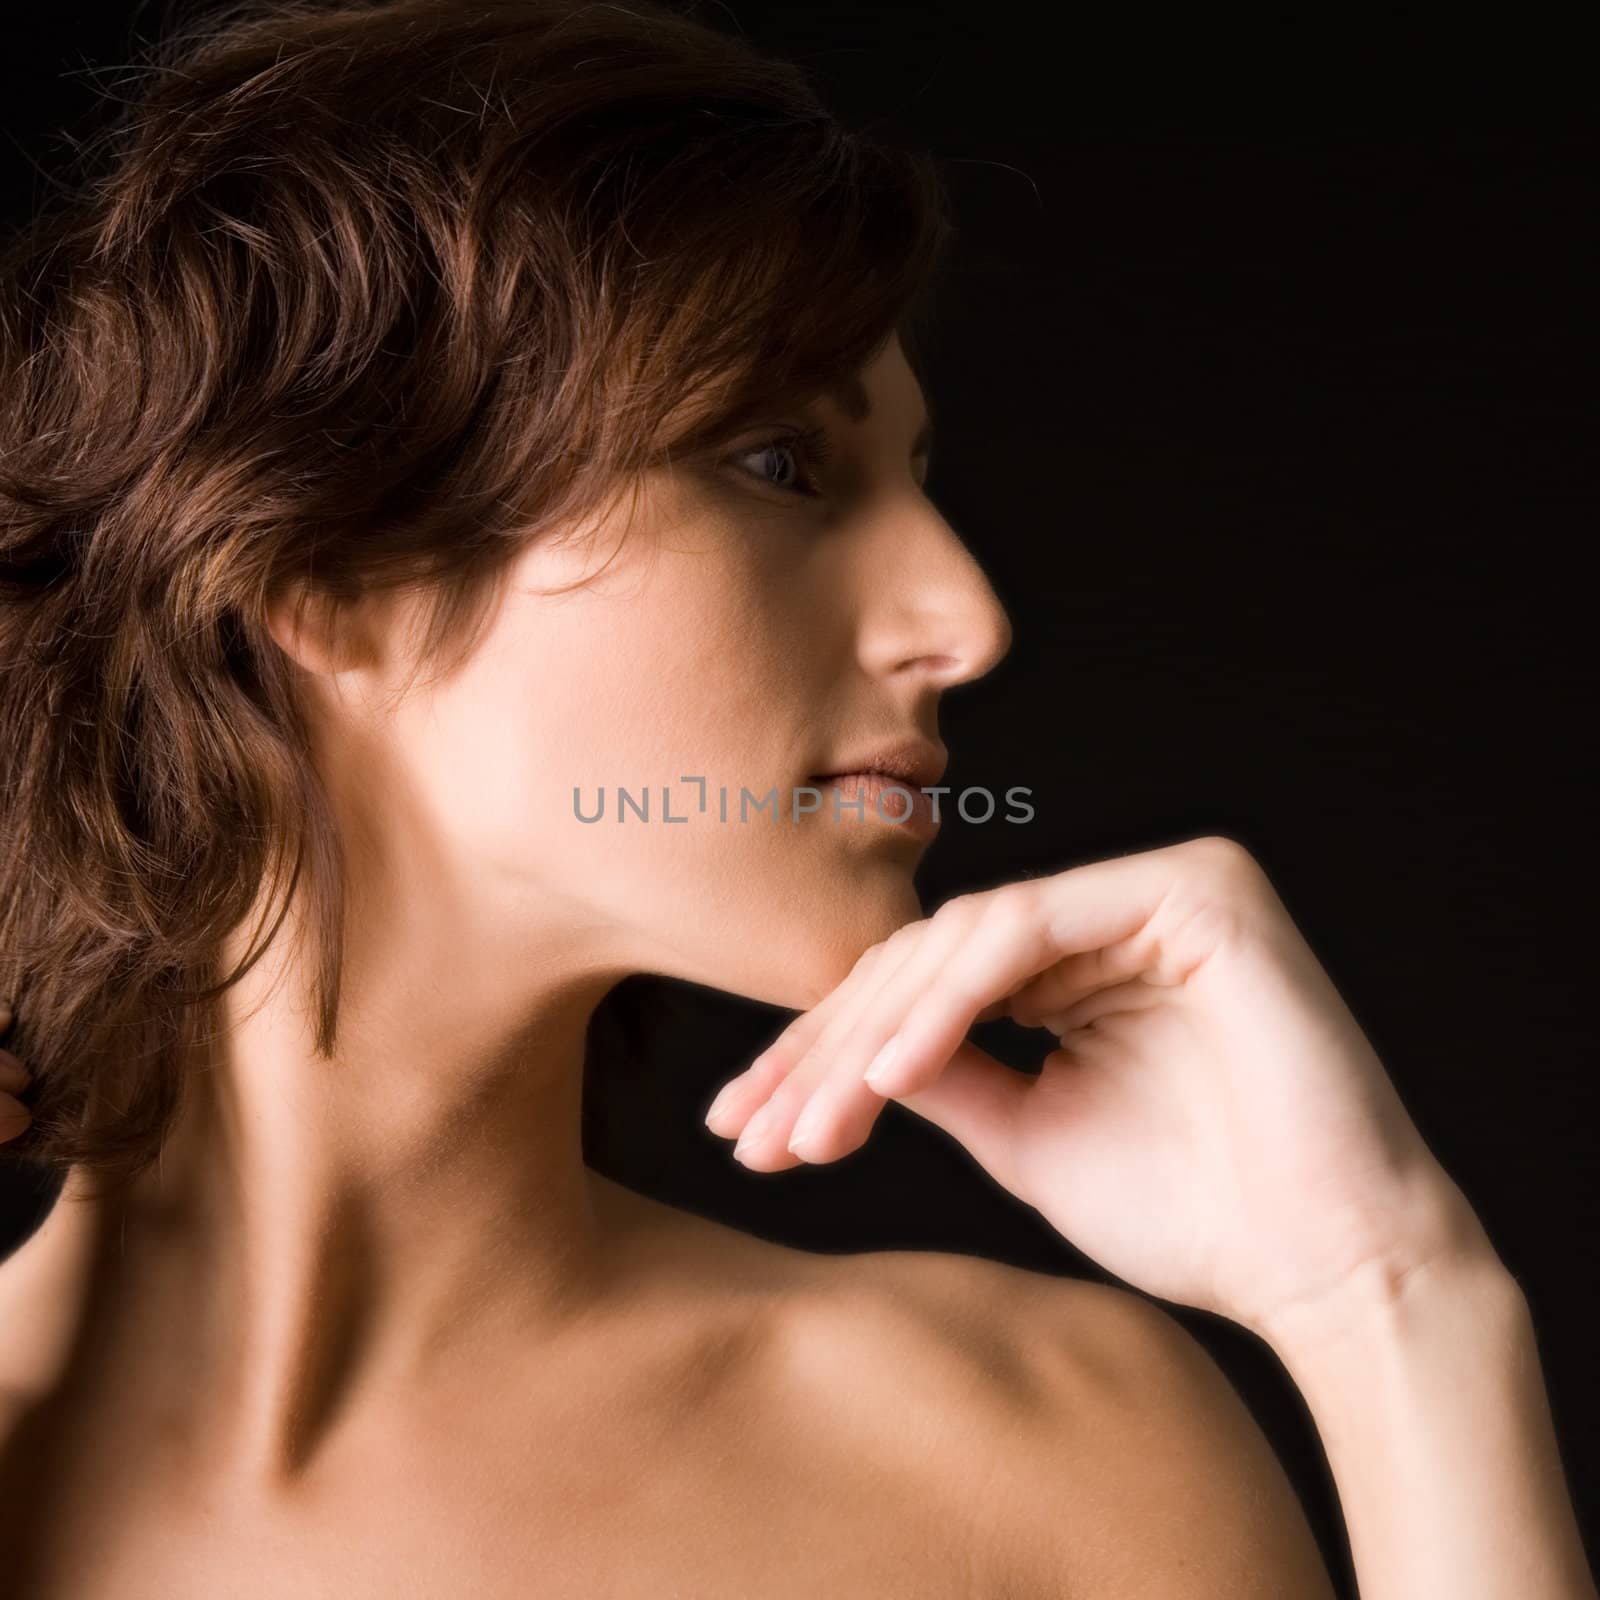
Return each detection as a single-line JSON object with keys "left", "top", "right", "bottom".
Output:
{"left": 1254, "top": 1184, "right": 1520, "bottom": 1363}
{"left": 1251, "top": 1202, "right": 1599, "bottom": 1600}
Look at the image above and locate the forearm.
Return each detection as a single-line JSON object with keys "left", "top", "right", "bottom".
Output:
{"left": 1261, "top": 1212, "right": 1598, "bottom": 1600}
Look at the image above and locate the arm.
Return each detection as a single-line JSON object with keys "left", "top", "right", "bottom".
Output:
{"left": 1025, "top": 1225, "right": 1595, "bottom": 1600}
{"left": 1258, "top": 1203, "right": 1599, "bottom": 1600}
{"left": 709, "top": 839, "right": 1599, "bottom": 1597}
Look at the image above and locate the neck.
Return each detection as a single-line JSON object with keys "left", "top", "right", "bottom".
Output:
{"left": 63, "top": 889, "right": 641, "bottom": 1489}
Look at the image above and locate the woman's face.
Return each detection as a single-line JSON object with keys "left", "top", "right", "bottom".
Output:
{"left": 333, "top": 335, "right": 1012, "bottom": 1010}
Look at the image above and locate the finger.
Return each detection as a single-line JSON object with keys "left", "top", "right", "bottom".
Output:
{"left": 716, "top": 840, "right": 1204, "bottom": 1158}
{"left": 0, "top": 1050, "right": 31, "bottom": 1094}
{"left": 1033, "top": 841, "right": 1192, "bottom": 954}
{"left": 891, "top": 1038, "right": 1034, "bottom": 1195}
{"left": 705, "top": 924, "right": 920, "bottom": 1140}
{"left": 729, "top": 926, "right": 936, "bottom": 1168}
{"left": 701, "top": 956, "right": 876, "bottom": 1136}
{"left": 703, "top": 1033, "right": 812, "bottom": 1140}
{"left": 1040, "top": 974, "right": 1167, "bottom": 1036}
{"left": 870, "top": 842, "right": 1212, "bottom": 1099}
{"left": 0, "top": 1091, "right": 31, "bottom": 1140}
{"left": 780, "top": 897, "right": 1007, "bottom": 1162}
{"left": 1005, "top": 942, "right": 1150, "bottom": 1026}
{"left": 761, "top": 916, "right": 958, "bottom": 1151}
{"left": 1002, "top": 839, "right": 1240, "bottom": 1025}
{"left": 855, "top": 886, "right": 1066, "bottom": 1100}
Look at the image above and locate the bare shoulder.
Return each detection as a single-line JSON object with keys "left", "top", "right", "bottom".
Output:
{"left": 590, "top": 1190, "right": 1335, "bottom": 1596}
{"left": 773, "top": 1247, "right": 1338, "bottom": 1600}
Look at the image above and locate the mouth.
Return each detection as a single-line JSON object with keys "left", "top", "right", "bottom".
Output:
{"left": 807, "top": 738, "right": 948, "bottom": 794}
{"left": 804, "top": 765, "right": 945, "bottom": 841}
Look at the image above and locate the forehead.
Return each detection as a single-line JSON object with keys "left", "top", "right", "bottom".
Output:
{"left": 817, "top": 340, "right": 935, "bottom": 454}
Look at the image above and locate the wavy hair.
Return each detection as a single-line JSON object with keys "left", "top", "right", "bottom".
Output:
{"left": 0, "top": 0, "right": 954, "bottom": 1192}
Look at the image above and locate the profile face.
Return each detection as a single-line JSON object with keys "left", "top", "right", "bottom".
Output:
{"left": 324, "top": 335, "right": 1012, "bottom": 1012}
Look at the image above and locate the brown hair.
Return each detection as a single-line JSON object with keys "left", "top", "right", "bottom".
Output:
{"left": 0, "top": 0, "right": 954, "bottom": 1194}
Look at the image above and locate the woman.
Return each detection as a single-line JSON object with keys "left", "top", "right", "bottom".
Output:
{"left": 0, "top": 1, "right": 1593, "bottom": 1594}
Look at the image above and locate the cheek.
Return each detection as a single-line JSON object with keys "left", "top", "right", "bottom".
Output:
{"left": 406, "top": 561, "right": 787, "bottom": 871}
{"left": 395, "top": 542, "right": 922, "bottom": 1005}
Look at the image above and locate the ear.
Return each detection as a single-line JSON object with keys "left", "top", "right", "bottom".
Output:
{"left": 265, "top": 581, "right": 386, "bottom": 678}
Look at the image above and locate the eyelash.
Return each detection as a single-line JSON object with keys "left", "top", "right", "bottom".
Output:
{"left": 727, "top": 422, "right": 835, "bottom": 499}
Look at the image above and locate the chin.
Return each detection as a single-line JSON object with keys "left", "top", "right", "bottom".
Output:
{"left": 743, "top": 875, "right": 927, "bottom": 1013}
{"left": 626, "top": 829, "right": 930, "bottom": 1012}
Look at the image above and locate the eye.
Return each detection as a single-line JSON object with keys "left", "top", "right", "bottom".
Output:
{"left": 725, "top": 422, "right": 835, "bottom": 499}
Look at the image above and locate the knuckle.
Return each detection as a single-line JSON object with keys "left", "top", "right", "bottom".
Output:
{"left": 858, "top": 926, "right": 911, "bottom": 969}
{"left": 976, "top": 882, "right": 1038, "bottom": 936}
{"left": 1184, "top": 833, "right": 1265, "bottom": 889}
{"left": 934, "top": 892, "right": 985, "bottom": 930}
{"left": 1157, "top": 837, "right": 1274, "bottom": 958}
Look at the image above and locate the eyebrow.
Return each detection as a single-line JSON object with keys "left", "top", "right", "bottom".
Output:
{"left": 825, "top": 372, "right": 936, "bottom": 464}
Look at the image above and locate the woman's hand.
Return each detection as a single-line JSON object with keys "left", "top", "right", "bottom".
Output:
{"left": 704, "top": 835, "right": 1483, "bottom": 1338}
{"left": 0, "top": 998, "right": 31, "bottom": 1143}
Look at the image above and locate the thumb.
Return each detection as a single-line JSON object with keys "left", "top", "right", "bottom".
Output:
{"left": 890, "top": 1039, "right": 1033, "bottom": 1195}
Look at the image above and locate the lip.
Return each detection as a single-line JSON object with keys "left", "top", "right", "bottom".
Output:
{"left": 808, "top": 738, "right": 948, "bottom": 792}
{"left": 805, "top": 738, "right": 948, "bottom": 842}
{"left": 809, "top": 770, "right": 942, "bottom": 840}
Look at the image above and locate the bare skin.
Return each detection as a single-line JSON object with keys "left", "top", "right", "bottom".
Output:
{"left": 0, "top": 1161, "right": 1334, "bottom": 1600}
{"left": 0, "top": 346, "right": 1341, "bottom": 1595}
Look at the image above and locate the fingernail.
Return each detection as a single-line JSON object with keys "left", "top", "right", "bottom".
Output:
{"left": 863, "top": 1035, "right": 901, "bottom": 1090}
{"left": 787, "top": 1098, "right": 826, "bottom": 1157}
{"left": 704, "top": 1082, "right": 737, "bottom": 1127}
{"left": 733, "top": 1102, "right": 776, "bottom": 1160}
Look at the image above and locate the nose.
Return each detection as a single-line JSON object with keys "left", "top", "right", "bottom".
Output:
{"left": 857, "top": 502, "right": 1013, "bottom": 689}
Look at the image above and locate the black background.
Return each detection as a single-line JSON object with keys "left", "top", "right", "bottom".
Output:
{"left": 2, "top": 6, "right": 1595, "bottom": 1595}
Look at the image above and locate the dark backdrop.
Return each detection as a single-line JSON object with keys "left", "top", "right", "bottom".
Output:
{"left": 2, "top": 7, "right": 1595, "bottom": 1595}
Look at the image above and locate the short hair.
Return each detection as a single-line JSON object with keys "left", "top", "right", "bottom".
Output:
{"left": 0, "top": 0, "right": 954, "bottom": 1192}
